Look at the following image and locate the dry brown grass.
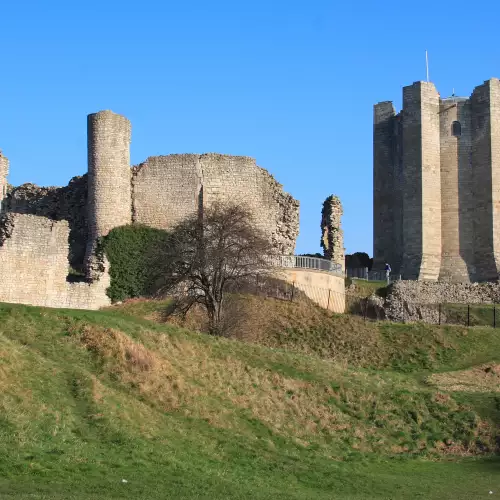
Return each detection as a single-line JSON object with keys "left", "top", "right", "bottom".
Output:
{"left": 428, "top": 364, "right": 500, "bottom": 393}
{"left": 146, "top": 294, "right": 386, "bottom": 367}
{"left": 71, "top": 324, "right": 498, "bottom": 455}
{"left": 74, "top": 325, "right": 390, "bottom": 447}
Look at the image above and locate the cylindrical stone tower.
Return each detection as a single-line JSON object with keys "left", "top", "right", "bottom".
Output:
{"left": 0, "top": 151, "right": 9, "bottom": 213}
{"left": 87, "top": 110, "right": 132, "bottom": 242}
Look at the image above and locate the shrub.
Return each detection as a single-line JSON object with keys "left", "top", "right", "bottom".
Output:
{"left": 102, "top": 224, "right": 170, "bottom": 302}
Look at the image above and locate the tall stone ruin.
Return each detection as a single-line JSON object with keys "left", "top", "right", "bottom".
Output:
{"left": 0, "top": 109, "right": 300, "bottom": 310}
{"left": 320, "top": 195, "right": 344, "bottom": 271}
{"left": 0, "top": 151, "right": 9, "bottom": 213}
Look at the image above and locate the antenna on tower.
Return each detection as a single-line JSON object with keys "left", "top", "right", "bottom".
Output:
{"left": 425, "top": 50, "right": 430, "bottom": 82}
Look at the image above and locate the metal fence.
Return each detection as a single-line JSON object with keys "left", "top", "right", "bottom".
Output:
{"left": 268, "top": 255, "right": 343, "bottom": 276}
{"left": 346, "top": 267, "right": 400, "bottom": 283}
{"left": 343, "top": 296, "right": 500, "bottom": 327}
{"left": 227, "top": 275, "right": 346, "bottom": 312}
{"left": 398, "top": 302, "right": 500, "bottom": 327}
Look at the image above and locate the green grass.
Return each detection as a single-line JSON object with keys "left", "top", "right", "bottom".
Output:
{"left": 440, "top": 303, "right": 499, "bottom": 327}
{"left": 203, "top": 294, "right": 500, "bottom": 374}
{"left": 0, "top": 301, "right": 499, "bottom": 499}
{"left": 346, "top": 278, "right": 388, "bottom": 298}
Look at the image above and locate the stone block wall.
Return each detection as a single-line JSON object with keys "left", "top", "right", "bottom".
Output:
{"left": 374, "top": 78, "right": 500, "bottom": 283}
{"left": 401, "top": 81, "right": 441, "bottom": 281}
{"left": 470, "top": 79, "right": 500, "bottom": 281}
{"left": 0, "top": 110, "right": 300, "bottom": 311}
{"left": 133, "top": 153, "right": 299, "bottom": 255}
{"left": 438, "top": 98, "right": 474, "bottom": 281}
{"left": 199, "top": 154, "right": 299, "bottom": 255}
{"left": 4, "top": 176, "right": 88, "bottom": 269}
{"left": 0, "top": 213, "right": 110, "bottom": 310}
{"left": 132, "top": 155, "right": 200, "bottom": 230}
{"left": 373, "top": 102, "right": 399, "bottom": 272}
{"left": 384, "top": 280, "right": 500, "bottom": 323}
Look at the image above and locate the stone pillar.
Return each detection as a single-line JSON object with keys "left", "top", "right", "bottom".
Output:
{"left": 0, "top": 151, "right": 9, "bottom": 213}
{"left": 320, "top": 195, "right": 344, "bottom": 271}
{"left": 86, "top": 110, "right": 132, "bottom": 277}
{"left": 438, "top": 98, "right": 474, "bottom": 282}
{"left": 401, "top": 81, "right": 441, "bottom": 280}
{"left": 471, "top": 79, "right": 500, "bottom": 281}
{"left": 87, "top": 110, "right": 132, "bottom": 241}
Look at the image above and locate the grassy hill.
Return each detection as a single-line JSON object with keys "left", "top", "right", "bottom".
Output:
{"left": 0, "top": 299, "right": 499, "bottom": 499}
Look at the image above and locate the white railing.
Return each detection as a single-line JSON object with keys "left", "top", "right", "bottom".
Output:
{"left": 268, "top": 255, "right": 343, "bottom": 276}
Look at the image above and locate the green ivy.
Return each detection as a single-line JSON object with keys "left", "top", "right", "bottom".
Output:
{"left": 102, "top": 224, "right": 170, "bottom": 303}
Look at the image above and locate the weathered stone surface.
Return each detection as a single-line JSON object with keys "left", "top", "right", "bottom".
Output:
{"left": 86, "top": 110, "right": 132, "bottom": 268}
{"left": 4, "top": 176, "right": 88, "bottom": 269}
{"left": 320, "top": 195, "right": 344, "bottom": 270}
{"left": 0, "top": 214, "right": 110, "bottom": 310}
{"left": 0, "top": 213, "right": 14, "bottom": 244}
{"left": 373, "top": 78, "right": 500, "bottom": 283}
{"left": 0, "top": 110, "right": 300, "bottom": 310}
{"left": 133, "top": 153, "right": 299, "bottom": 255}
{"left": 384, "top": 280, "right": 500, "bottom": 323}
{"left": 0, "top": 152, "right": 9, "bottom": 213}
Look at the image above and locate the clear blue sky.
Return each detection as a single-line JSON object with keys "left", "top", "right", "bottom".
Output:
{"left": 1, "top": 0, "right": 499, "bottom": 255}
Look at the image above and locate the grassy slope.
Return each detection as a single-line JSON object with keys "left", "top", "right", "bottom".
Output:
{"left": 0, "top": 301, "right": 499, "bottom": 499}
{"left": 345, "top": 278, "right": 388, "bottom": 298}
{"left": 118, "top": 296, "right": 500, "bottom": 373}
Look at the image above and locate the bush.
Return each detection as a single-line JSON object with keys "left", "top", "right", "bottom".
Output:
{"left": 102, "top": 224, "right": 170, "bottom": 302}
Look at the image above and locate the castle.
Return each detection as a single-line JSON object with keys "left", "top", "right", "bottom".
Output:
{"left": 374, "top": 78, "right": 500, "bottom": 283}
{"left": 0, "top": 110, "right": 299, "bottom": 309}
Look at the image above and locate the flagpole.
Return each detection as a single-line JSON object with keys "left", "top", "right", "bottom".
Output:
{"left": 425, "top": 50, "right": 429, "bottom": 82}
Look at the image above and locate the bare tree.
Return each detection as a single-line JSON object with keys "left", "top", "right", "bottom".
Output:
{"left": 148, "top": 202, "right": 275, "bottom": 335}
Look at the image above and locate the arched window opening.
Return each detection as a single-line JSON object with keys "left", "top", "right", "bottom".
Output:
{"left": 452, "top": 121, "right": 462, "bottom": 137}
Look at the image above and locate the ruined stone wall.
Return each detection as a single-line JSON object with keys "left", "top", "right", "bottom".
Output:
{"left": 0, "top": 152, "right": 9, "bottom": 213}
{"left": 132, "top": 153, "right": 299, "bottom": 255}
{"left": 438, "top": 99, "right": 474, "bottom": 282}
{"left": 4, "top": 176, "right": 88, "bottom": 269}
{"left": 87, "top": 111, "right": 132, "bottom": 244}
{"left": 0, "top": 108, "right": 300, "bottom": 312}
{"left": 0, "top": 213, "right": 110, "bottom": 310}
{"left": 320, "top": 195, "right": 344, "bottom": 270}
{"left": 199, "top": 154, "right": 299, "bottom": 254}
{"left": 132, "top": 154, "right": 200, "bottom": 229}
{"left": 384, "top": 280, "right": 500, "bottom": 323}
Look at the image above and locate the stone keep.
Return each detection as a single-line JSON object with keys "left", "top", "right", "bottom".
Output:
{"left": 373, "top": 78, "right": 500, "bottom": 283}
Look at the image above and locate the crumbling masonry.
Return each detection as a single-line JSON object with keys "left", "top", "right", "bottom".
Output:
{"left": 374, "top": 78, "right": 500, "bottom": 283}
{"left": 320, "top": 195, "right": 344, "bottom": 270}
{"left": 0, "top": 110, "right": 299, "bottom": 309}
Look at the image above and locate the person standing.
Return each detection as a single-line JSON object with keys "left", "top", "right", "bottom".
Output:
{"left": 384, "top": 262, "right": 391, "bottom": 284}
